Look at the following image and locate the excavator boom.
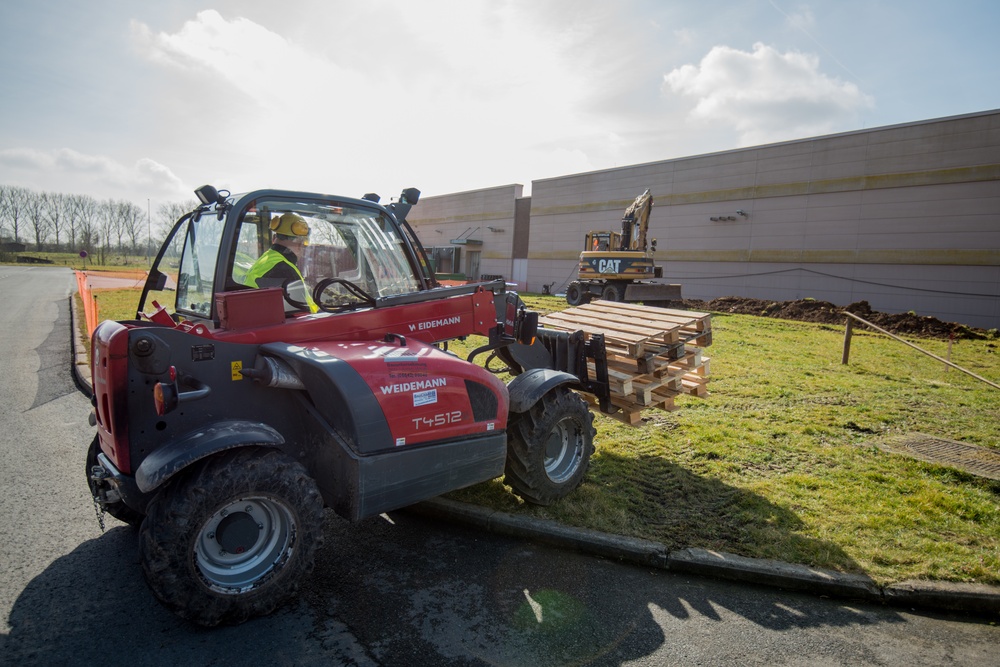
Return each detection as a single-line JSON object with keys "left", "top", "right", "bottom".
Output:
{"left": 620, "top": 189, "right": 652, "bottom": 251}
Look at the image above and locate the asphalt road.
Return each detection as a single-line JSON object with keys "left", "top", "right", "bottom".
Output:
{"left": 0, "top": 265, "right": 996, "bottom": 666}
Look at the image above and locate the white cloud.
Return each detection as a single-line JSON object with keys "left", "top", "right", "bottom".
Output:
{"left": 663, "top": 42, "right": 873, "bottom": 147}
{"left": 134, "top": 158, "right": 186, "bottom": 192}
{"left": 0, "top": 147, "right": 187, "bottom": 199}
{"left": 126, "top": 4, "right": 627, "bottom": 196}
{"left": 130, "top": 11, "right": 361, "bottom": 98}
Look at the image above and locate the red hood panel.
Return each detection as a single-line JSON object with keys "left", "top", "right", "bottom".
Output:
{"left": 309, "top": 339, "right": 508, "bottom": 448}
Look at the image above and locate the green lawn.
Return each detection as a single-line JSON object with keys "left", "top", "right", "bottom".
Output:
{"left": 91, "top": 289, "right": 1000, "bottom": 585}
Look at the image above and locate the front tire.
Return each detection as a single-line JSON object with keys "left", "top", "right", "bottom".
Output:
{"left": 139, "top": 448, "right": 324, "bottom": 627}
{"left": 565, "top": 282, "right": 585, "bottom": 306}
{"left": 504, "top": 387, "right": 595, "bottom": 505}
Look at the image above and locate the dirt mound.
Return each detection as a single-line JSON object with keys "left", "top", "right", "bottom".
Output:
{"left": 669, "top": 297, "right": 990, "bottom": 340}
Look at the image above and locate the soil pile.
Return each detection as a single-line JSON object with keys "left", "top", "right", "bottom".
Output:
{"left": 670, "top": 297, "right": 991, "bottom": 340}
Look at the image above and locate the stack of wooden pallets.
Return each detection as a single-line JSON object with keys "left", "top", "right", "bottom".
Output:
{"left": 538, "top": 300, "right": 712, "bottom": 425}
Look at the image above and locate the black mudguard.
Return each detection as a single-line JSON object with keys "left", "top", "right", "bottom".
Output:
{"left": 506, "top": 368, "right": 581, "bottom": 414}
{"left": 135, "top": 420, "right": 284, "bottom": 493}
{"left": 498, "top": 330, "right": 611, "bottom": 413}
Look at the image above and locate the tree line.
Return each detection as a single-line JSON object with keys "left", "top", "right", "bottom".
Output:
{"left": 0, "top": 184, "right": 195, "bottom": 264}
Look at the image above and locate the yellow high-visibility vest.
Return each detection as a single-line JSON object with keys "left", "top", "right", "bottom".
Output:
{"left": 244, "top": 249, "right": 318, "bottom": 313}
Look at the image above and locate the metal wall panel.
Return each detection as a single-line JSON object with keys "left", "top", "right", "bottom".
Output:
{"left": 406, "top": 110, "right": 1000, "bottom": 328}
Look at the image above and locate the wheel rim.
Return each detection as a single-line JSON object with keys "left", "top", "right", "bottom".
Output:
{"left": 543, "top": 418, "right": 583, "bottom": 483}
{"left": 195, "top": 496, "right": 295, "bottom": 592}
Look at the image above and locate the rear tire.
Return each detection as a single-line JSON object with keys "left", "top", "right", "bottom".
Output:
{"left": 565, "top": 282, "right": 585, "bottom": 306}
{"left": 139, "top": 448, "right": 324, "bottom": 627}
{"left": 600, "top": 284, "right": 623, "bottom": 301}
{"left": 86, "top": 436, "right": 144, "bottom": 527}
{"left": 504, "top": 387, "right": 595, "bottom": 505}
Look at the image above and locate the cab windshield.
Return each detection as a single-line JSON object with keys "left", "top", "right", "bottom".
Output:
{"left": 143, "top": 196, "right": 421, "bottom": 321}
{"left": 231, "top": 198, "right": 420, "bottom": 309}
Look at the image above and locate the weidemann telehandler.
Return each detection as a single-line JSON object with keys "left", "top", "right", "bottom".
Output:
{"left": 86, "top": 184, "right": 611, "bottom": 626}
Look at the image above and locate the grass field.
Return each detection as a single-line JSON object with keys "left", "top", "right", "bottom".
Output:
{"left": 91, "top": 288, "right": 1000, "bottom": 585}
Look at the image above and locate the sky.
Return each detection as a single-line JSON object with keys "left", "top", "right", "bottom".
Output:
{"left": 1, "top": 0, "right": 998, "bottom": 216}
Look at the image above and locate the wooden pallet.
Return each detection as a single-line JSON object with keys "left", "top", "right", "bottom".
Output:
{"left": 580, "top": 301, "right": 712, "bottom": 332}
{"left": 540, "top": 300, "right": 713, "bottom": 425}
{"left": 539, "top": 301, "right": 696, "bottom": 356}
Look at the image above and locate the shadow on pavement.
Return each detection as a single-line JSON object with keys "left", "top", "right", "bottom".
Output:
{"left": 303, "top": 511, "right": 910, "bottom": 666}
{"left": 0, "top": 524, "right": 354, "bottom": 666}
{"left": 2, "top": 501, "right": 912, "bottom": 667}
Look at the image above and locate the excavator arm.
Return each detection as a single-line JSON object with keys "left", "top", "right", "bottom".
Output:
{"left": 620, "top": 189, "right": 652, "bottom": 251}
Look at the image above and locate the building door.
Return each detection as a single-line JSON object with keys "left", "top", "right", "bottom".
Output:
{"left": 466, "top": 250, "right": 481, "bottom": 281}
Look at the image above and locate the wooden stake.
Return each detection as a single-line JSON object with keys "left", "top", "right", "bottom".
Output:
{"left": 842, "top": 316, "right": 854, "bottom": 364}
{"left": 947, "top": 332, "right": 954, "bottom": 373}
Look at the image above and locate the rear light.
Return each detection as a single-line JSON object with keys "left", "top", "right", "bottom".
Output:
{"left": 154, "top": 366, "right": 179, "bottom": 416}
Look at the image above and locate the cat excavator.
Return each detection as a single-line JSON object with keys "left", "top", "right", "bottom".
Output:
{"left": 565, "top": 189, "right": 682, "bottom": 306}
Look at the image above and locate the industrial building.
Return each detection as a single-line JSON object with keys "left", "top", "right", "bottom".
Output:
{"left": 406, "top": 109, "right": 1000, "bottom": 329}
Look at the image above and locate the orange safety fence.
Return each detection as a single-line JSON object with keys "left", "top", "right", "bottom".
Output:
{"left": 75, "top": 271, "right": 99, "bottom": 336}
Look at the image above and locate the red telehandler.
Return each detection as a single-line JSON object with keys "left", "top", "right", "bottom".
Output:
{"left": 87, "top": 185, "right": 610, "bottom": 626}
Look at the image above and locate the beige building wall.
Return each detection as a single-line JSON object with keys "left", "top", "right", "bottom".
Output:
{"left": 407, "top": 184, "right": 522, "bottom": 281}
{"left": 409, "top": 110, "right": 1000, "bottom": 329}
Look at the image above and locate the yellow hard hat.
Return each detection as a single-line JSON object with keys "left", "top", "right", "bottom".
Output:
{"left": 270, "top": 212, "right": 310, "bottom": 237}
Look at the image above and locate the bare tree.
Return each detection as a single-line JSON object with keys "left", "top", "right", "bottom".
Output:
{"left": 0, "top": 186, "right": 201, "bottom": 261}
{"left": 156, "top": 200, "right": 196, "bottom": 243}
{"left": 112, "top": 200, "right": 126, "bottom": 252}
{"left": 118, "top": 200, "right": 145, "bottom": 253}
{"left": 0, "top": 186, "right": 8, "bottom": 242}
{"left": 72, "top": 194, "right": 100, "bottom": 255}
{"left": 98, "top": 198, "right": 118, "bottom": 262}
{"left": 0, "top": 185, "right": 30, "bottom": 243}
{"left": 25, "top": 189, "right": 50, "bottom": 251}
{"left": 66, "top": 194, "right": 79, "bottom": 250}
{"left": 43, "top": 191, "right": 71, "bottom": 249}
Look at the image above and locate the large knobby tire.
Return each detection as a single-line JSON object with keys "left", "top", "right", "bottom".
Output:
{"left": 86, "top": 435, "right": 144, "bottom": 527}
{"left": 139, "top": 448, "right": 325, "bottom": 627}
{"left": 565, "top": 282, "right": 585, "bottom": 307}
{"left": 600, "top": 283, "right": 623, "bottom": 302}
{"left": 504, "top": 387, "right": 596, "bottom": 506}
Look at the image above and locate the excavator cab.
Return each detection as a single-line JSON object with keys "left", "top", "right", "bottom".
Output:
{"left": 585, "top": 231, "right": 619, "bottom": 252}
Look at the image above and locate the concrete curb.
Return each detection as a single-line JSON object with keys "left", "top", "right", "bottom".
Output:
{"left": 408, "top": 497, "right": 1000, "bottom": 617}
{"left": 69, "top": 294, "right": 94, "bottom": 399}
{"left": 68, "top": 296, "right": 1000, "bottom": 618}
{"left": 666, "top": 547, "right": 882, "bottom": 601}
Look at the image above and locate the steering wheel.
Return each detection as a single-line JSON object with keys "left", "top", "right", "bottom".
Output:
{"left": 311, "top": 277, "right": 377, "bottom": 312}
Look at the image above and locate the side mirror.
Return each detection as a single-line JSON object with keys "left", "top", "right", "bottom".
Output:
{"left": 400, "top": 187, "right": 421, "bottom": 205}
{"left": 195, "top": 185, "right": 219, "bottom": 205}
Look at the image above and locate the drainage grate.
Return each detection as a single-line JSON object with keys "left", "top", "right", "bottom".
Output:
{"left": 875, "top": 433, "right": 1000, "bottom": 480}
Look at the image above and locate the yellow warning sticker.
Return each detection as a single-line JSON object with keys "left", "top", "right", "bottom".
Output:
{"left": 231, "top": 360, "right": 243, "bottom": 381}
